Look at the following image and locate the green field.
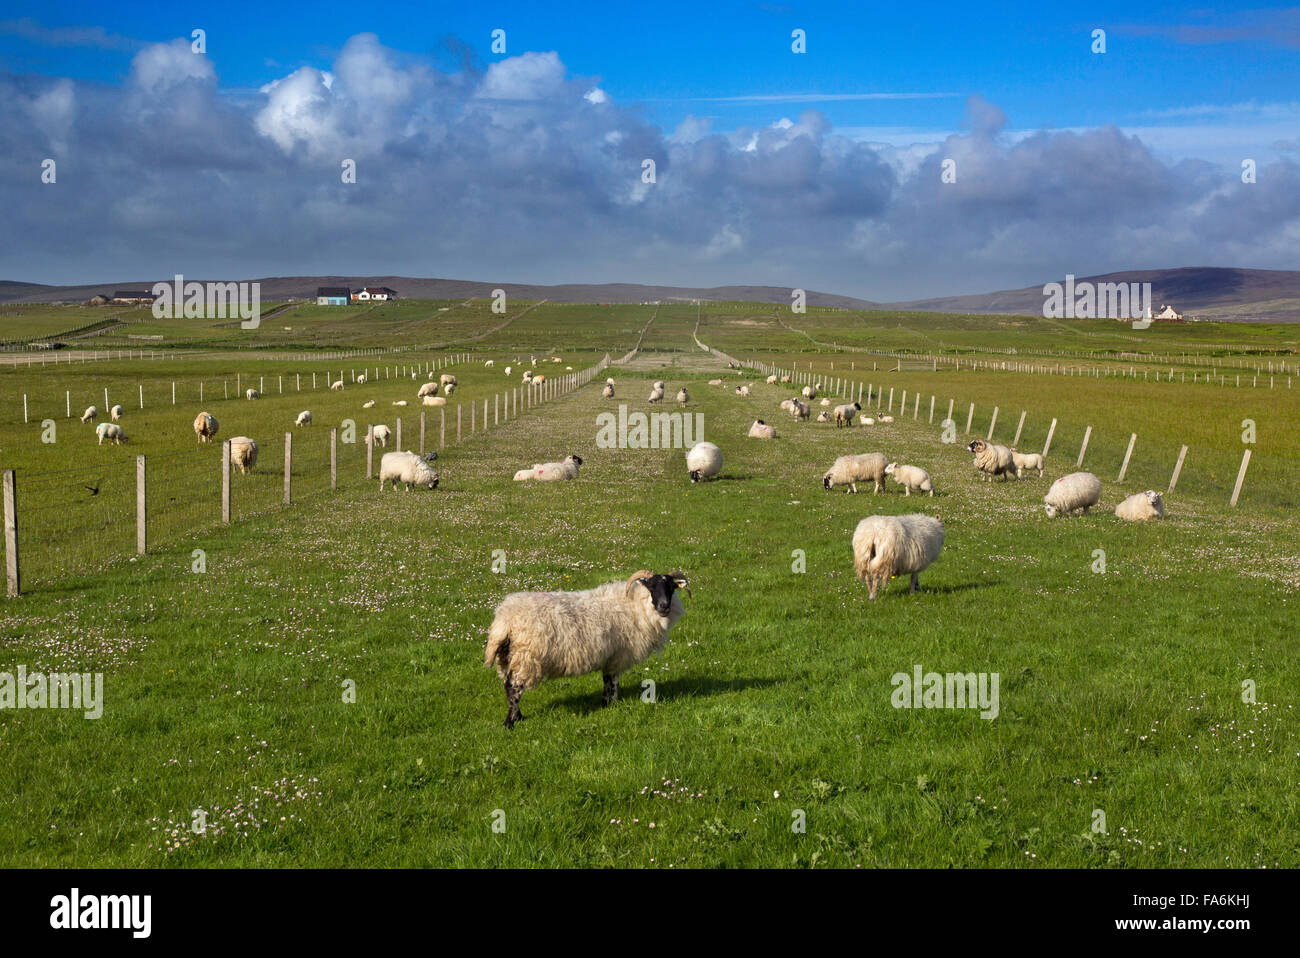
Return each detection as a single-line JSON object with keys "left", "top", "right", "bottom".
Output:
{"left": 0, "top": 305, "right": 1296, "bottom": 867}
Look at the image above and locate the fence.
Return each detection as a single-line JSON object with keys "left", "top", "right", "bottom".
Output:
{"left": 3, "top": 354, "right": 612, "bottom": 596}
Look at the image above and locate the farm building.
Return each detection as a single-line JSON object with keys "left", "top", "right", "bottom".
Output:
{"left": 110, "top": 290, "right": 155, "bottom": 305}
{"left": 317, "top": 286, "right": 351, "bottom": 306}
{"left": 351, "top": 287, "right": 399, "bottom": 301}
{"left": 1145, "top": 303, "right": 1184, "bottom": 322}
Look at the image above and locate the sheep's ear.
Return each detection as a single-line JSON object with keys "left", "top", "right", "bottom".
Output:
{"left": 669, "top": 573, "right": 692, "bottom": 598}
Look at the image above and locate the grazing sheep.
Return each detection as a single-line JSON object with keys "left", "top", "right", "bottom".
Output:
{"left": 817, "top": 410, "right": 831, "bottom": 422}
{"left": 485, "top": 570, "right": 690, "bottom": 728}
{"left": 648, "top": 387, "right": 664, "bottom": 404}
{"left": 1115, "top": 490, "right": 1164, "bottom": 521}
{"left": 602, "top": 383, "right": 615, "bottom": 398}
{"left": 736, "top": 385, "right": 751, "bottom": 397}
{"left": 331, "top": 380, "right": 344, "bottom": 391}
{"left": 362, "top": 400, "right": 376, "bottom": 409}
{"left": 967, "top": 439, "right": 1014, "bottom": 482}
{"left": 533, "top": 374, "right": 546, "bottom": 385}
{"left": 423, "top": 396, "right": 447, "bottom": 406}
{"left": 834, "top": 402, "right": 861, "bottom": 427}
{"left": 193, "top": 411, "right": 219, "bottom": 443}
{"left": 80, "top": 405, "right": 98, "bottom": 424}
{"left": 417, "top": 382, "right": 439, "bottom": 398}
{"left": 686, "top": 441, "right": 723, "bottom": 483}
{"left": 766, "top": 374, "right": 778, "bottom": 384}
{"left": 522, "top": 370, "right": 534, "bottom": 383}
{"left": 780, "top": 375, "right": 792, "bottom": 384}
{"left": 1044, "top": 471, "right": 1102, "bottom": 517}
{"left": 653, "top": 380, "right": 666, "bottom": 390}
{"left": 852, "top": 514, "right": 945, "bottom": 600}
{"left": 371, "top": 424, "right": 392, "bottom": 447}
{"left": 802, "top": 385, "right": 818, "bottom": 399}
{"left": 485, "top": 360, "right": 495, "bottom": 367}
{"left": 676, "top": 388, "right": 690, "bottom": 405}
{"left": 514, "top": 455, "right": 583, "bottom": 482}
{"left": 440, "top": 374, "right": 458, "bottom": 387}
{"left": 357, "top": 374, "right": 367, "bottom": 385}
{"left": 378, "top": 450, "right": 440, "bottom": 492}
{"left": 1011, "top": 450, "right": 1045, "bottom": 478}
{"left": 748, "top": 419, "right": 776, "bottom": 439}
{"left": 95, "top": 422, "right": 127, "bottom": 445}
{"left": 295, "top": 410, "right": 312, "bottom": 427}
{"left": 443, "top": 383, "right": 456, "bottom": 396}
{"left": 885, "top": 462, "right": 935, "bottom": 496}
{"left": 246, "top": 388, "right": 260, "bottom": 400}
{"left": 229, "top": 437, "right": 258, "bottom": 474}
{"left": 823, "top": 453, "right": 889, "bottom": 494}
{"left": 789, "top": 398, "right": 811, "bottom": 420}
{"left": 392, "top": 400, "right": 408, "bottom": 406}
{"left": 505, "top": 366, "right": 513, "bottom": 376}
{"left": 110, "top": 404, "right": 124, "bottom": 422}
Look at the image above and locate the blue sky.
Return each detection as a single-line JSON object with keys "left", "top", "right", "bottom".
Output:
{"left": 1, "top": 2, "right": 1298, "bottom": 297}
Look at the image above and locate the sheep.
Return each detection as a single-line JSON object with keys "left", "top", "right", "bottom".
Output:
{"left": 834, "top": 402, "right": 861, "bottom": 427}
{"left": 522, "top": 370, "right": 534, "bottom": 383}
{"left": 789, "top": 398, "right": 811, "bottom": 420}
{"left": 878, "top": 414, "right": 894, "bottom": 424}
{"left": 443, "top": 383, "right": 456, "bottom": 396}
{"left": 229, "top": 437, "right": 258, "bottom": 474}
{"left": 1115, "top": 490, "right": 1164, "bottom": 521}
{"left": 653, "top": 380, "right": 666, "bottom": 390}
{"left": 95, "top": 422, "right": 127, "bottom": 445}
{"left": 602, "top": 383, "right": 615, "bottom": 398}
{"left": 110, "top": 404, "right": 124, "bottom": 422}
{"left": 648, "top": 387, "right": 664, "bottom": 404}
{"left": 80, "top": 405, "right": 98, "bottom": 424}
{"left": 295, "top": 410, "right": 312, "bottom": 427}
{"left": 802, "top": 385, "right": 818, "bottom": 399}
{"left": 820, "top": 398, "right": 831, "bottom": 406}
{"left": 331, "top": 380, "right": 344, "bottom": 391}
{"left": 440, "top": 374, "right": 458, "bottom": 387}
{"left": 686, "top": 441, "right": 722, "bottom": 482}
{"left": 748, "top": 419, "right": 776, "bottom": 439}
{"left": 779, "top": 399, "right": 796, "bottom": 413}
{"left": 1044, "top": 471, "right": 1102, "bottom": 518}
{"left": 246, "top": 388, "right": 260, "bottom": 400}
{"left": 606, "top": 378, "right": 616, "bottom": 386}
{"left": 514, "top": 455, "right": 583, "bottom": 482}
{"left": 533, "top": 374, "right": 546, "bottom": 385}
{"left": 362, "top": 399, "right": 376, "bottom": 409}
{"left": 736, "top": 385, "right": 751, "bottom": 397}
{"left": 357, "top": 374, "right": 367, "bottom": 385}
{"left": 861, "top": 417, "right": 875, "bottom": 426}
{"left": 885, "top": 462, "right": 935, "bottom": 496}
{"left": 485, "top": 360, "right": 495, "bottom": 367}
{"left": 193, "top": 411, "right": 219, "bottom": 443}
{"left": 967, "top": 439, "right": 1014, "bottom": 482}
{"left": 371, "top": 424, "right": 392, "bottom": 447}
{"left": 852, "top": 514, "right": 945, "bottom": 600}
{"left": 484, "top": 570, "right": 691, "bottom": 728}
{"left": 676, "top": 388, "right": 690, "bottom": 405}
{"left": 823, "top": 453, "right": 889, "bottom": 494}
{"left": 780, "top": 375, "right": 792, "bottom": 383}
{"left": 392, "top": 400, "right": 408, "bottom": 406}
{"left": 708, "top": 379, "right": 723, "bottom": 386}
{"left": 378, "top": 450, "right": 440, "bottom": 492}
{"left": 423, "top": 396, "right": 447, "bottom": 406}
{"left": 504, "top": 366, "right": 513, "bottom": 376}
{"left": 417, "top": 382, "right": 439, "bottom": 398}
{"left": 1010, "top": 450, "right": 1045, "bottom": 478}
{"left": 817, "top": 410, "right": 831, "bottom": 422}
{"left": 766, "top": 374, "right": 778, "bottom": 384}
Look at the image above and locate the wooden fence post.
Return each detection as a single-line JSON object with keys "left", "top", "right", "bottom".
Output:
{"left": 987, "top": 406, "right": 999, "bottom": 441}
{"left": 965, "top": 403, "right": 974, "bottom": 435}
{"left": 1168, "top": 445, "right": 1187, "bottom": 492}
{"left": 441, "top": 408, "right": 446, "bottom": 449}
{"left": 1118, "top": 433, "right": 1137, "bottom": 481}
{"left": 366, "top": 427, "right": 373, "bottom": 479}
{"left": 495, "top": 394, "right": 499, "bottom": 425}
{"left": 221, "top": 441, "right": 231, "bottom": 524}
{"left": 457, "top": 406, "right": 462, "bottom": 442}
{"left": 1077, "top": 426, "right": 1092, "bottom": 467}
{"left": 419, "top": 412, "right": 426, "bottom": 455}
{"left": 1042, "top": 418, "right": 1057, "bottom": 458}
{"left": 929, "top": 395, "right": 935, "bottom": 424}
{"left": 1013, "top": 411, "right": 1026, "bottom": 447}
{"left": 395, "top": 417, "right": 402, "bottom": 452}
{"left": 283, "top": 433, "right": 292, "bottom": 505}
{"left": 946, "top": 398, "right": 954, "bottom": 423}
{"left": 1230, "top": 449, "right": 1251, "bottom": 506}
{"left": 330, "top": 428, "right": 338, "bottom": 490}
{"left": 4, "top": 470, "right": 19, "bottom": 597}
{"left": 136, "top": 455, "right": 147, "bottom": 555}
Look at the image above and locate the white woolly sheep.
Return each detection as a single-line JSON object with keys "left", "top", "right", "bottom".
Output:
{"left": 417, "top": 382, "right": 439, "bottom": 398}
{"left": 736, "top": 385, "right": 752, "bottom": 397}
{"left": 1115, "top": 490, "right": 1164, "bottom": 521}
{"left": 295, "top": 410, "right": 312, "bottom": 427}
{"left": 852, "top": 514, "right": 945, "bottom": 600}
{"left": 789, "top": 398, "right": 811, "bottom": 420}
{"left": 878, "top": 414, "right": 894, "bottom": 424}
{"left": 606, "top": 378, "right": 615, "bottom": 386}
{"left": 820, "top": 398, "right": 832, "bottom": 406}
{"left": 802, "top": 385, "right": 818, "bottom": 399}
{"left": 505, "top": 366, "right": 513, "bottom": 376}
{"left": 862, "top": 417, "right": 875, "bottom": 426}
{"left": 817, "top": 410, "right": 831, "bottom": 422}
{"left": 766, "top": 374, "right": 778, "bottom": 384}
{"left": 331, "top": 380, "right": 344, "bottom": 391}
{"left": 357, "top": 374, "right": 367, "bottom": 385}
{"left": 443, "top": 383, "right": 456, "bottom": 396}
{"left": 823, "top": 453, "right": 889, "bottom": 494}
{"left": 96, "top": 422, "right": 127, "bottom": 445}
{"left": 967, "top": 439, "right": 1014, "bottom": 482}
{"left": 193, "top": 411, "right": 218, "bottom": 443}
{"left": 362, "top": 399, "right": 375, "bottom": 409}
{"left": 780, "top": 375, "right": 792, "bottom": 383}
{"left": 423, "top": 395, "right": 447, "bottom": 406}
{"left": 485, "top": 360, "right": 495, "bottom": 367}
{"left": 378, "top": 450, "right": 440, "bottom": 492}
{"left": 392, "top": 400, "right": 408, "bottom": 406}
{"left": 779, "top": 399, "right": 796, "bottom": 413}
{"left": 533, "top": 374, "right": 546, "bottom": 384}
{"left": 834, "top": 402, "right": 861, "bottom": 427}
{"left": 80, "top": 405, "right": 98, "bottom": 423}
{"left": 1011, "top": 450, "right": 1045, "bottom": 478}
{"left": 708, "top": 379, "right": 723, "bottom": 386}
{"left": 1044, "top": 471, "right": 1102, "bottom": 517}
{"left": 648, "top": 387, "right": 664, "bottom": 403}
{"left": 485, "top": 570, "right": 690, "bottom": 728}
{"left": 371, "top": 424, "right": 392, "bottom": 447}
{"left": 440, "top": 374, "right": 458, "bottom": 386}
{"left": 229, "top": 437, "right": 258, "bottom": 474}
{"left": 246, "top": 388, "right": 260, "bottom": 400}
{"left": 748, "top": 419, "right": 776, "bottom": 439}
{"left": 653, "top": 380, "right": 666, "bottom": 390}
{"left": 602, "top": 383, "right": 615, "bottom": 398}
{"left": 110, "top": 404, "right": 124, "bottom": 422}
{"left": 676, "top": 388, "right": 690, "bottom": 405}
{"left": 514, "top": 455, "right": 583, "bottom": 482}
{"left": 885, "top": 462, "right": 935, "bottom": 496}
{"left": 686, "top": 441, "right": 722, "bottom": 482}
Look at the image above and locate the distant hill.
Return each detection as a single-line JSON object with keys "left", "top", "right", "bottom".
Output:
{"left": 0, "top": 276, "right": 878, "bottom": 310}
{"left": 882, "top": 268, "right": 1300, "bottom": 323}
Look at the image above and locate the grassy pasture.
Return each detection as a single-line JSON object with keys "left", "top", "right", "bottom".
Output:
{"left": 0, "top": 309, "right": 1296, "bottom": 868}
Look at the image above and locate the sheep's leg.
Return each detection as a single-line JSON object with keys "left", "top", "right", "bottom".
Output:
{"left": 504, "top": 674, "right": 524, "bottom": 729}
{"left": 910, "top": 572, "right": 919, "bottom": 593}
{"left": 904, "top": 486, "right": 911, "bottom": 496}
{"left": 602, "top": 673, "right": 619, "bottom": 707}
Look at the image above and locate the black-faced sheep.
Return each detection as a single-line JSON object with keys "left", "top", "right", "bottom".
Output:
{"left": 748, "top": 419, "right": 775, "bottom": 439}
{"left": 686, "top": 442, "right": 722, "bottom": 482}
{"left": 852, "top": 514, "right": 945, "bottom": 600}
{"left": 834, "top": 402, "right": 861, "bottom": 427}
{"left": 967, "top": 439, "right": 1014, "bottom": 481}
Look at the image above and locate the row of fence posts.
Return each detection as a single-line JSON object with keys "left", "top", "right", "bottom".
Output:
{"left": 759, "top": 361, "right": 1254, "bottom": 507}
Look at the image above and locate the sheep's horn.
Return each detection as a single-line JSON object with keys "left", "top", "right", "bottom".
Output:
{"left": 625, "top": 570, "right": 653, "bottom": 597}
{"left": 669, "top": 572, "right": 692, "bottom": 598}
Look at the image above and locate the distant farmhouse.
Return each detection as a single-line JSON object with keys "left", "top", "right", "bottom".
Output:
{"left": 1146, "top": 303, "right": 1184, "bottom": 322}
{"left": 316, "top": 286, "right": 399, "bottom": 305}
{"left": 351, "top": 287, "right": 399, "bottom": 301}
{"left": 108, "top": 290, "right": 156, "bottom": 305}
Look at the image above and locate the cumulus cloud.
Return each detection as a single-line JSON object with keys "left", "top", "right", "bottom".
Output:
{"left": 0, "top": 34, "right": 1297, "bottom": 299}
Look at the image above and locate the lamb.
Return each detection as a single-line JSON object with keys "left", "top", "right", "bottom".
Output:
{"left": 362, "top": 400, "right": 376, "bottom": 409}
{"left": 686, "top": 441, "right": 722, "bottom": 482}
{"left": 504, "top": 366, "right": 513, "bottom": 376}
{"left": 514, "top": 455, "right": 583, "bottom": 482}
{"left": 653, "top": 380, "right": 666, "bottom": 390}
{"left": 522, "top": 370, "right": 534, "bottom": 383}
{"left": 110, "top": 404, "right": 124, "bottom": 422}
{"left": 885, "top": 462, "right": 935, "bottom": 496}
{"left": 780, "top": 375, "right": 792, "bottom": 383}
{"left": 766, "top": 374, "right": 778, "bottom": 384}
{"left": 878, "top": 414, "right": 894, "bottom": 424}
{"left": 861, "top": 417, "right": 875, "bottom": 426}
{"left": 378, "top": 450, "right": 440, "bottom": 492}
{"left": 484, "top": 570, "right": 690, "bottom": 728}
{"left": 852, "top": 514, "right": 945, "bottom": 600}
{"left": 533, "top": 374, "right": 546, "bottom": 384}
{"left": 357, "top": 374, "right": 367, "bottom": 385}
{"left": 676, "top": 388, "right": 690, "bottom": 405}
{"left": 820, "top": 398, "right": 831, "bottom": 406}
{"left": 392, "top": 400, "right": 408, "bottom": 406}
{"left": 80, "top": 406, "right": 98, "bottom": 424}
{"left": 736, "top": 385, "right": 751, "bottom": 397}
{"left": 193, "top": 411, "right": 218, "bottom": 443}
{"left": 417, "top": 382, "right": 439, "bottom": 398}
{"left": 96, "top": 422, "right": 127, "bottom": 445}
{"left": 1043, "top": 471, "right": 1102, "bottom": 517}
{"left": 246, "top": 388, "right": 260, "bottom": 400}
{"left": 423, "top": 396, "right": 447, "bottom": 406}
{"left": 331, "top": 380, "right": 344, "bottom": 391}
{"left": 229, "top": 437, "right": 258, "bottom": 474}
{"left": 817, "top": 410, "right": 831, "bottom": 422}
{"left": 1115, "top": 490, "right": 1164, "bottom": 521}
{"left": 1010, "top": 450, "right": 1045, "bottom": 478}
{"left": 485, "top": 360, "right": 495, "bottom": 367}
{"left": 789, "top": 398, "right": 811, "bottom": 420}
{"left": 823, "top": 453, "right": 889, "bottom": 494}
{"left": 834, "top": 402, "right": 861, "bottom": 427}
{"left": 967, "top": 439, "right": 1014, "bottom": 482}
{"left": 748, "top": 419, "right": 776, "bottom": 439}
{"left": 802, "top": 384, "right": 818, "bottom": 399}
{"left": 602, "top": 383, "right": 615, "bottom": 398}
{"left": 371, "top": 424, "right": 392, "bottom": 447}
{"left": 443, "top": 383, "right": 456, "bottom": 396}
{"left": 295, "top": 410, "right": 312, "bottom": 427}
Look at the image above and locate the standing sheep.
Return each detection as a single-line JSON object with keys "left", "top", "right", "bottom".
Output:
{"left": 789, "top": 398, "right": 811, "bottom": 420}
{"left": 514, "top": 455, "right": 583, "bottom": 482}
{"left": 823, "top": 453, "right": 889, "bottom": 494}
{"left": 193, "top": 411, "right": 219, "bottom": 443}
{"left": 229, "top": 437, "right": 258, "bottom": 474}
{"left": 602, "top": 383, "right": 615, "bottom": 398}
{"left": 967, "top": 439, "right": 1014, "bottom": 482}
{"left": 484, "top": 570, "right": 690, "bottom": 728}
{"left": 295, "top": 410, "right": 312, "bottom": 427}
{"left": 417, "top": 382, "right": 439, "bottom": 398}
{"left": 110, "top": 404, "right": 124, "bottom": 422}
{"left": 885, "top": 462, "right": 935, "bottom": 496}
{"left": 95, "top": 422, "right": 127, "bottom": 445}
{"left": 780, "top": 375, "right": 792, "bottom": 383}
{"left": 765, "top": 374, "right": 778, "bottom": 384}
{"left": 676, "top": 388, "right": 690, "bottom": 405}
{"left": 443, "top": 383, "right": 456, "bottom": 396}
{"left": 748, "top": 419, "right": 776, "bottom": 439}
{"left": 852, "top": 514, "right": 945, "bottom": 600}
{"left": 331, "top": 380, "right": 344, "bottom": 391}
{"left": 378, "top": 450, "right": 440, "bottom": 491}
{"left": 648, "top": 387, "right": 664, "bottom": 403}
{"left": 1011, "top": 450, "right": 1045, "bottom": 478}
{"left": 440, "top": 374, "right": 458, "bottom": 387}
{"left": 371, "top": 424, "right": 392, "bottom": 447}
{"left": 1115, "top": 490, "right": 1164, "bottom": 521}
{"left": 686, "top": 441, "right": 723, "bottom": 482}
{"left": 834, "top": 402, "right": 861, "bottom": 427}
{"left": 505, "top": 366, "right": 513, "bottom": 376}
{"left": 1044, "top": 472, "right": 1102, "bottom": 517}
{"left": 736, "top": 385, "right": 752, "bottom": 397}
{"left": 357, "top": 374, "right": 367, "bottom": 385}
{"left": 802, "top": 385, "right": 818, "bottom": 400}
{"left": 80, "top": 406, "right": 98, "bottom": 424}
{"left": 245, "top": 388, "right": 260, "bottom": 400}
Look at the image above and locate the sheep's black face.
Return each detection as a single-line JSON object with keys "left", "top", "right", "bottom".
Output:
{"left": 638, "top": 573, "right": 688, "bottom": 616}
{"left": 570, "top": 455, "right": 584, "bottom": 466}
{"left": 689, "top": 469, "right": 702, "bottom": 483}
{"left": 967, "top": 440, "right": 983, "bottom": 454}
{"left": 823, "top": 476, "right": 832, "bottom": 491}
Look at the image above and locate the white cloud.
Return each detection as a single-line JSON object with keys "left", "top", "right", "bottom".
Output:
{"left": 129, "top": 38, "right": 215, "bottom": 92}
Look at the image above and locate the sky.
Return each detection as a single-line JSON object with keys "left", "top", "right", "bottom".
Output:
{"left": 1, "top": 1, "right": 1298, "bottom": 300}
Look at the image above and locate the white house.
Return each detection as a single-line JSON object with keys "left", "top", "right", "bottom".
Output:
{"left": 1145, "top": 303, "right": 1183, "bottom": 322}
